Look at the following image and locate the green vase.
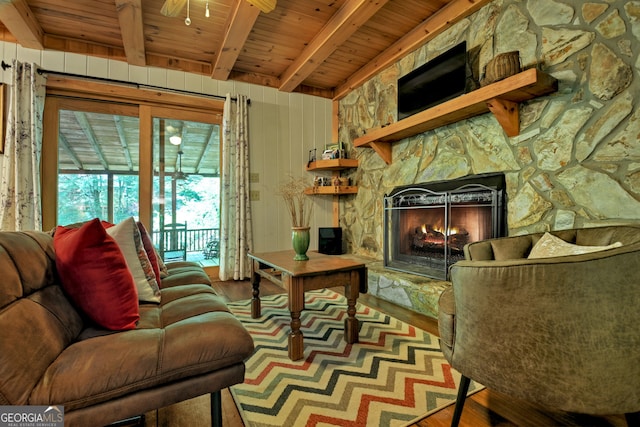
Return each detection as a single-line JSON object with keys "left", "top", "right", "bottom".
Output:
{"left": 292, "top": 226, "right": 311, "bottom": 261}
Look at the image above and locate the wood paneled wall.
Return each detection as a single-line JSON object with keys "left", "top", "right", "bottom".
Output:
{"left": 0, "top": 41, "right": 334, "bottom": 252}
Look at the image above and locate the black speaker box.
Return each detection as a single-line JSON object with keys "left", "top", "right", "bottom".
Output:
{"left": 318, "top": 227, "right": 342, "bottom": 255}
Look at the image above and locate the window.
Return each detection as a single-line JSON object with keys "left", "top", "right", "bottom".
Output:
{"left": 43, "top": 80, "right": 224, "bottom": 268}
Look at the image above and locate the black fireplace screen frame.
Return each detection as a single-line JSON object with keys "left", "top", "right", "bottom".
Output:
{"left": 383, "top": 173, "right": 506, "bottom": 280}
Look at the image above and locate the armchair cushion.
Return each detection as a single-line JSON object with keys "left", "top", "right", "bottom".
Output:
{"left": 528, "top": 232, "right": 622, "bottom": 259}
{"left": 489, "top": 235, "right": 533, "bottom": 260}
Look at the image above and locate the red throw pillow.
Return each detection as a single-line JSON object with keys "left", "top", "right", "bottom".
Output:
{"left": 54, "top": 218, "right": 139, "bottom": 330}
{"left": 136, "top": 221, "right": 162, "bottom": 284}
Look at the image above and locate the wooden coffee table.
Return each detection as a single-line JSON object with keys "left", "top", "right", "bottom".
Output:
{"left": 248, "top": 250, "right": 367, "bottom": 361}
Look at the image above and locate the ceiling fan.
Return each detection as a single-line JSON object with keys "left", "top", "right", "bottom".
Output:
{"left": 160, "top": 0, "right": 276, "bottom": 17}
{"left": 174, "top": 150, "right": 187, "bottom": 180}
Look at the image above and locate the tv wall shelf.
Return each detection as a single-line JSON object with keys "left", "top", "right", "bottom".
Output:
{"left": 354, "top": 68, "right": 558, "bottom": 164}
{"left": 305, "top": 158, "right": 359, "bottom": 195}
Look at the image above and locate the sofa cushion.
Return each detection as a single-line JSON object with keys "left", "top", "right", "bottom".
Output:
{"left": 104, "top": 218, "right": 161, "bottom": 303}
{"left": 28, "top": 284, "right": 255, "bottom": 411}
{"left": 136, "top": 222, "right": 161, "bottom": 284}
{"left": 54, "top": 218, "right": 140, "bottom": 330}
{"left": 528, "top": 232, "right": 622, "bottom": 259}
{"left": 160, "top": 262, "right": 212, "bottom": 288}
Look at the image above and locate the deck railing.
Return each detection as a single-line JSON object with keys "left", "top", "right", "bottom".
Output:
{"left": 152, "top": 227, "right": 220, "bottom": 254}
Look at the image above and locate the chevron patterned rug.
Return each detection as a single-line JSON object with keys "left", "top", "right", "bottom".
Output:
{"left": 228, "top": 289, "right": 481, "bottom": 427}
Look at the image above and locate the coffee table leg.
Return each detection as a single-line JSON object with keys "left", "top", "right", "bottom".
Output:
{"left": 344, "top": 270, "right": 361, "bottom": 344}
{"left": 288, "top": 276, "right": 304, "bottom": 361}
{"left": 251, "top": 261, "right": 261, "bottom": 319}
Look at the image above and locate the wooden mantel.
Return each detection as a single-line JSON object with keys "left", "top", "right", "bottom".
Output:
{"left": 354, "top": 68, "right": 558, "bottom": 164}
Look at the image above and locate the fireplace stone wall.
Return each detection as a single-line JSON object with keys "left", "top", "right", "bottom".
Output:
{"left": 338, "top": 0, "right": 640, "bottom": 263}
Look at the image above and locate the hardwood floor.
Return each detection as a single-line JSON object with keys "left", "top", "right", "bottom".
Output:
{"left": 211, "top": 279, "right": 626, "bottom": 427}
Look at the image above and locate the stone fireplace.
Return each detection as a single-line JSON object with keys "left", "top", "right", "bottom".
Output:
{"left": 335, "top": 0, "right": 640, "bottom": 317}
{"left": 384, "top": 173, "right": 506, "bottom": 280}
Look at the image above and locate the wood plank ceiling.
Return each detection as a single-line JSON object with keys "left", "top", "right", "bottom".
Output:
{"left": 0, "top": 0, "right": 492, "bottom": 175}
{"left": 0, "top": 0, "right": 492, "bottom": 99}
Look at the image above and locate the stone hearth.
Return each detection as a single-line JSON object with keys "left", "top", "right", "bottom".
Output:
{"left": 342, "top": 255, "right": 449, "bottom": 319}
{"left": 367, "top": 262, "right": 449, "bottom": 319}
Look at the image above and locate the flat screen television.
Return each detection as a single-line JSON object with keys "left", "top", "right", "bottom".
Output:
{"left": 397, "top": 42, "right": 468, "bottom": 120}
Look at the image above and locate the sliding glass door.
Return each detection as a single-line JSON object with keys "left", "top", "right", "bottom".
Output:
{"left": 44, "top": 97, "right": 222, "bottom": 265}
{"left": 151, "top": 111, "right": 221, "bottom": 263}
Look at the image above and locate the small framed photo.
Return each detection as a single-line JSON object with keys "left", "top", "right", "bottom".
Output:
{"left": 322, "top": 149, "right": 338, "bottom": 160}
{"left": 322, "top": 142, "right": 346, "bottom": 159}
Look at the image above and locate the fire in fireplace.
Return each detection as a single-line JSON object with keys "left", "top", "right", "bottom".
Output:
{"left": 384, "top": 173, "right": 506, "bottom": 280}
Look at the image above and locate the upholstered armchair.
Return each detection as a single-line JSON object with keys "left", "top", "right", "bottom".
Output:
{"left": 438, "top": 225, "right": 640, "bottom": 427}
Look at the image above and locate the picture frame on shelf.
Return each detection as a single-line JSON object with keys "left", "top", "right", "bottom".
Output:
{"left": 322, "top": 142, "right": 346, "bottom": 160}
{"left": 307, "top": 148, "right": 316, "bottom": 167}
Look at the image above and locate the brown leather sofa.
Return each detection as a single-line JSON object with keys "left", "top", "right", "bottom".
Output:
{"left": 0, "top": 230, "right": 255, "bottom": 427}
{"left": 438, "top": 225, "right": 640, "bottom": 426}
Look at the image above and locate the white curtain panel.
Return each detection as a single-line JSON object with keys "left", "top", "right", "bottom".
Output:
{"left": 219, "top": 94, "right": 253, "bottom": 281}
{"left": 0, "top": 60, "right": 47, "bottom": 231}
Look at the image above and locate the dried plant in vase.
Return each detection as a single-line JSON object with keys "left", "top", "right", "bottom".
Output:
{"left": 278, "top": 175, "right": 313, "bottom": 227}
{"left": 278, "top": 175, "right": 313, "bottom": 260}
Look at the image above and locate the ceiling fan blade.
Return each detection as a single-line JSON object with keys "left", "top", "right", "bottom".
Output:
{"left": 246, "top": 0, "right": 276, "bottom": 13}
{"left": 160, "top": 0, "right": 188, "bottom": 17}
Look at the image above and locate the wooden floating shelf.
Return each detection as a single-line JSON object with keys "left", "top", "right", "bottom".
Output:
{"left": 304, "top": 186, "right": 358, "bottom": 195}
{"left": 354, "top": 68, "right": 558, "bottom": 164}
{"left": 306, "top": 158, "right": 359, "bottom": 171}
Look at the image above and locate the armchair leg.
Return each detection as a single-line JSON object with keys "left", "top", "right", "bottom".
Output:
{"left": 450, "top": 375, "right": 471, "bottom": 427}
{"left": 625, "top": 411, "right": 640, "bottom": 426}
{"left": 211, "top": 391, "right": 222, "bottom": 427}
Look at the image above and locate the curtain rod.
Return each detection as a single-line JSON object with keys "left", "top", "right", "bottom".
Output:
{"left": 1, "top": 60, "right": 249, "bottom": 104}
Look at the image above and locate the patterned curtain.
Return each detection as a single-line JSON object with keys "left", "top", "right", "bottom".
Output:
{"left": 219, "top": 94, "right": 253, "bottom": 280}
{"left": 0, "top": 60, "right": 47, "bottom": 231}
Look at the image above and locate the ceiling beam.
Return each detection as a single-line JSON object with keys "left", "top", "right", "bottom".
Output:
{"left": 279, "top": 0, "right": 390, "bottom": 93}
{"left": 58, "top": 132, "right": 83, "bottom": 170}
{"left": 246, "top": 0, "right": 276, "bottom": 14}
{"left": 333, "top": 0, "right": 494, "bottom": 100}
{"left": 0, "top": 0, "right": 44, "bottom": 49}
{"left": 210, "top": 0, "right": 260, "bottom": 81}
{"left": 115, "top": 0, "right": 146, "bottom": 66}
{"left": 160, "top": 0, "right": 187, "bottom": 17}
{"left": 74, "top": 112, "right": 110, "bottom": 170}
{"left": 113, "top": 116, "right": 134, "bottom": 170}
{"left": 195, "top": 127, "right": 216, "bottom": 174}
